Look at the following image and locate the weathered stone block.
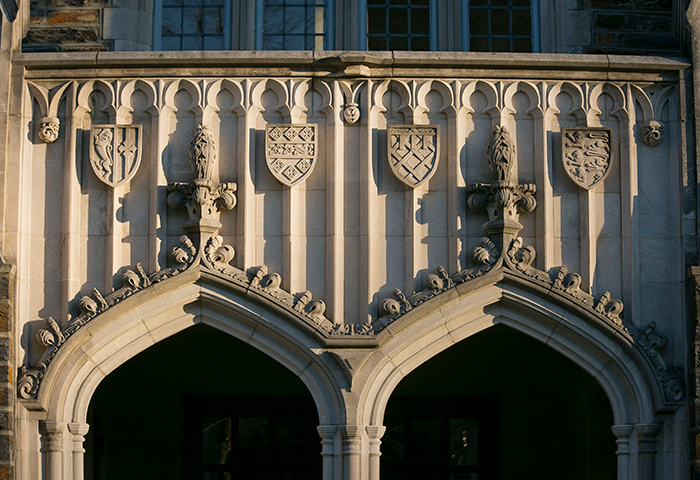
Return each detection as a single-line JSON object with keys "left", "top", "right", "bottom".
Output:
{"left": 620, "top": 33, "right": 679, "bottom": 49}
{"left": 0, "top": 339, "right": 11, "bottom": 362}
{"left": 0, "top": 412, "right": 12, "bottom": 431}
{"left": 0, "top": 306, "right": 8, "bottom": 333}
{"left": 584, "top": 0, "right": 631, "bottom": 8}
{"left": 0, "top": 465, "right": 11, "bottom": 480}
{"left": 0, "top": 435, "right": 13, "bottom": 463}
{"left": 595, "top": 13, "right": 671, "bottom": 32}
{"left": 595, "top": 34, "right": 613, "bottom": 45}
{"left": 635, "top": 0, "right": 671, "bottom": 9}
{"left": 47, "top": 10, "right": 99, "bottom": 24}
{"left": 24, "top": 27, "right": 99, "bottom": 44}
{"left": 37, "top": 0, "right": 105, "bottom": 7}
{"left": 0, "top": 388, "right": 11, "bottom": 408}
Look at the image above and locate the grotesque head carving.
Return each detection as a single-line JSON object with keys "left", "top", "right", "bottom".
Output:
{"left": 642, "top": 121, "right": 664, "bottom": 147}
{"left": 38, "top": 117, "right": 60, "bottom": 143}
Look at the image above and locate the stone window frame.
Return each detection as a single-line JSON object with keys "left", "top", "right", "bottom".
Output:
{"left": 153, "top": 0, "right": 233, "bottom": 50}
{"left": 255, "top": 0, "right": 333, "bottom": 51}
{"left": 152, "top": 0, "right": 540, "bottom": 52}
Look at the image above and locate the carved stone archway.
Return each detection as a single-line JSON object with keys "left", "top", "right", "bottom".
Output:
{"left": 17, "top": 263, "right": 361, "bottom": 480}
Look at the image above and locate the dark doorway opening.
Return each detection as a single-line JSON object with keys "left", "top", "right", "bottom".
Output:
{"left": 85, "top": 324, "right": 321, "bottom": 480}
{"left": 383, "top": 324, "right": 616, "bottom": 480}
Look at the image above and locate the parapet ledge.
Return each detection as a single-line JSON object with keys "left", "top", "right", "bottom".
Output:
{"left": 12, "top": 51, "right": 690, "bottom": 80}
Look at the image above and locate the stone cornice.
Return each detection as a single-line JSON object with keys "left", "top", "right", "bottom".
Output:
{"left": 13, "top": 51, "right": 689, "bottom": 82}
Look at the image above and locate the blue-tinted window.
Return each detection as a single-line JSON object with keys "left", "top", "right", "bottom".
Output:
{"left": 367, "top": 0, "right": 432, "bottom": 51}
{"left": 261, "top": 0, "right": 328, "bottom": 50}
{"left": 469, "top": 0, "right": 532, "bottom": 52}
{"left": 161, "top": 0, "right": 228, "bottom": 50}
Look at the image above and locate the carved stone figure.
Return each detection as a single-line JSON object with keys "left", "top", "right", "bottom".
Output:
{"left": 265, "top": 124, "right": 318, "bottom": 187}
{"left": 642, "top": 121, "right": 664, "bottom": 147}
{"left": 37, "top": 116, "right": 60, "bottom": 143}
{"left": 387, "top": 125, "right": 439, "bottom": 188}
{"left": 89, "top": 124, "right": 143, "bottom": 187}
{"left": 561, "top": 127, "right": 612, "bottom": 190}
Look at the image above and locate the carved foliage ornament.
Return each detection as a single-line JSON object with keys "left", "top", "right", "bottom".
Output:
{"left": 266, "top": 124, "right": 318, "bottom": 187}
{"left": 17, "top": 229, "right": 352, "bottom": 400}
{"left": 388, "top": 125, "right": 440, "bottom": 188}
{"left": 561, "top": 127, "right": 612, "bottom": 190}
{"left": 90, "top": 124, "right": 143, "bottom": 188}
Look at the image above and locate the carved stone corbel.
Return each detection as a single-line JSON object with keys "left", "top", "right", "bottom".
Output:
{"left": 642, "top": 120, "right": 664, "bottom": 147}
{"left": 37, "top": 117, "right": 60, "bottom": 143}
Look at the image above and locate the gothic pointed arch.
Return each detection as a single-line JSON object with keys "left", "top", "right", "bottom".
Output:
{"left": 358, "top": 124, "right": 685, "bottom": 430}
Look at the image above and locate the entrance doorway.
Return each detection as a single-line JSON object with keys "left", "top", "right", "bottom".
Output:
{"left": 383, "top": 324, "right": 616, "bottom": 480}
{"left": 85, "top": 324, "right": 321, "bottom": 480}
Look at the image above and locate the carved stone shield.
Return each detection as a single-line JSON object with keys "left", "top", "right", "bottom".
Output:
{"left": 388, "top": 125, "right": 439, "bottom": 188}
{"left": 561, "top": 127, "right": 612, "bottom": 190}
{"left": 90, "top": 124, "right": 143, "bottom": 188}
{"left": 266, "top": 124, "right": 318, "bottom": 187}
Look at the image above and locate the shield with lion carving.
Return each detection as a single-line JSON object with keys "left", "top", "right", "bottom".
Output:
{"left": 90, "top": 124, "right": 143, "bottom": 188}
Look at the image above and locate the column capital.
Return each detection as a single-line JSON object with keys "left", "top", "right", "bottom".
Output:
{"left": 611, "top": 424, "right": 634, "bottom": 438}
{"left": 68, "top": 422, "right": 89, "bottom": 436}
{"left": 339, "top": 425, "right": 364, "bottom": 439}
{"left": 41, "top": 421, "right": 66, "bottom": 436}
{"left": 366, "top": 425, "right": 386, "bottom": 439}
{"left": 635, "top": 423, "right": 662, "bottom": 439}
{"left": 316, "top": 425, "right": 336, "bottom": 439}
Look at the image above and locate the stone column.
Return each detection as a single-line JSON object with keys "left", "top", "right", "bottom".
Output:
{"left": 635, "top": 423, "right": 661, "bottom": 480}
{"left": 366, "top": 425, "right": 385, "bottom": 480}
{"left": 68, "top": 423, "right": 89, "bottom": 480}
{"left": 317, "top": 425, "right": 336, "bottom": 480}
{"left": 41, "top": 421, "right": 66, "bottom": 480}
{"left": 611, "top": 424, "right": 634, "bottom": 480}
{"left": 339, "top": 425, "right": 364, "bottom": 480}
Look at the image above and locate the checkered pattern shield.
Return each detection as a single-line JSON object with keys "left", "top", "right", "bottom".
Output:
{"left": 266, "top": 124, "right": 318, "bottom": 187}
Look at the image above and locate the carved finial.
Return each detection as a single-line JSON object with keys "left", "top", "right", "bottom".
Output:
{"left": 189, "top": 124, "right": 216, "bottom": 181}
{"left": 167, "top": 124, "right": 237, "bottom": 243}
{"left": 467, "top": 125, "right": 536, "bottom": 251}
{"left": 487, "top": 125, "right": 515, "bottom": 184}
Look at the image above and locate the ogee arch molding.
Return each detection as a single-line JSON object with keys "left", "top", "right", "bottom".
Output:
{"left": 26, "top": 266, "right": 346, "bottom": 427}
{"left": 355, "top": 272, "right": 658, "bottom": 430}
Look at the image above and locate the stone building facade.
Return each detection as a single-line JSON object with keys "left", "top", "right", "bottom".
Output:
{"left": 0, "top": 1, "right": 698, "bottom": 479}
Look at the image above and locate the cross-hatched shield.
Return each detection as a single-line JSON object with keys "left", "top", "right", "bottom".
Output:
{"left": 388, "top": 125, "right": 440, "bottom": 188}
{"left": 265, "top": 124, "right": 318, "bottom": 187}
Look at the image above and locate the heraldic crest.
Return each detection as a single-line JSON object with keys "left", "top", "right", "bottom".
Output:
{"left": 266, "top": 124, "right": 318, "bottom": 187}
{"left": 561, "top": 127, "right": 612, "bottom": 190}
{"left": 387, "top": 125, "right": 440, "bottom": 188}
{"left": 90, "top": 124, "right": 143, "bottom": 187}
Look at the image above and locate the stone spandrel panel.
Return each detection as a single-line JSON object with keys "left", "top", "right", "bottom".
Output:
{"left": 16, "top": 76, "right": 684, "bottom": 334}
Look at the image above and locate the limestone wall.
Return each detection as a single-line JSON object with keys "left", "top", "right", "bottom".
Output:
{"left": 7, "top": 53, "right": 689, "bottom": 369}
